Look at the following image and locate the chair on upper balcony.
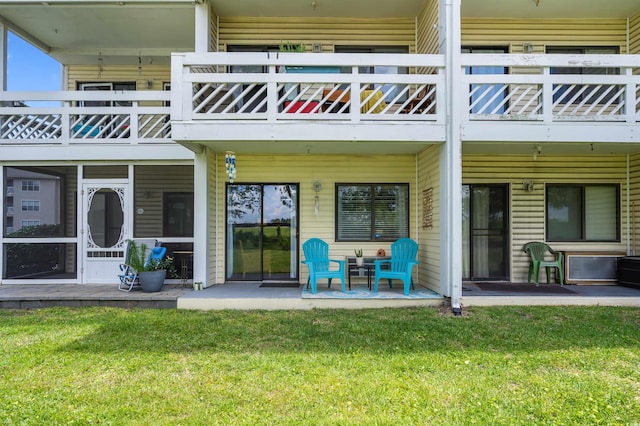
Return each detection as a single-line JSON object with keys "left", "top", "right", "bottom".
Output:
{"left": 373, "top": 238, "right": 419, "bottom": 295}
{"left": 523, "top": 241, "right": 564, "bottom": 286}
{"left": 302, "top": 238, "right": 346, "bottom": 294}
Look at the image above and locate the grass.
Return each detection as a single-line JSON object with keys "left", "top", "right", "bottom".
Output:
{"left": 1, "top": 306, "right": 639, "bottom": 425}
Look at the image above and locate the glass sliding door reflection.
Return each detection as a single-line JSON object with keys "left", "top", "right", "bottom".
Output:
{"left": 226, "top": 183, "right": 298, "bottom": 281}
{"left": 462, "top": 184, "right": 508, "bottom": 280}
{"left": 262, "top": 184, "right": 297, "bottom": 280}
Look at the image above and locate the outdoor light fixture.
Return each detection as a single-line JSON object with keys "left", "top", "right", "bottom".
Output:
{"left": 533, "top": 144, "right": 542, "bottom": 161}
{"left": 313, "top": 180, "right": 321, "bottom": 217}
{"left": 225, "top": 151, "right": 236, "bottom": 183}
{"left": 522, "top": 180, "right": 534, "bottom": 192}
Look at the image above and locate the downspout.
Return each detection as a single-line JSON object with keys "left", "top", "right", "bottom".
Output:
{"left": 627, "top": 18, "right": 630, "bottom": 54}
{"left": 627, "top": 154, "right": 630, "bottom": 255}
{"left": 415, "top": 154, "right": 419, "bottom": 284}
{"left": 215, "top": 151, "right": 219, "bottom": 284}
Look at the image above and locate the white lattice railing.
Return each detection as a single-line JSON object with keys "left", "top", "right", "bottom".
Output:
{"left": 0, "top": 91, "right": 171, "bottom": 144}
{"left": 172, "top": 52, "right": 446, "bottom": 123}
{"left": 462, "top": 54, "right": 640, "bottom": 123}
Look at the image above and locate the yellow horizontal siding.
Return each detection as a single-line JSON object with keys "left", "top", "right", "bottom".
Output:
{"left": 218, "top": 17, "right": 416, "bottom": 52}
{"left": 66, "top": 65, "right": 171, "bottom": 90}
{"left": 630, "top": 13, "right": 640, "bottom": 54}
{"left": 417, "top": 144, "right": 441, "bottom": 294}
{"left": 462, "top": 19, "right": 628, "bottom": 53}
{"left": 416, "top": 0, "right": 439, "bottom": 54}
{"left": 210, "top": 6, "right": 219, "bottom": 52}
{"left": 463, "top": 155, "right": 629, "bottom": 282}
{"left": 209, "top": 153, "right": 418, "bottom": 285}
{"left": 134, "top": 165, "right": 194, "bottom": 238}
{"left": 208, "top": 150, "right": 221, "bottom": 284}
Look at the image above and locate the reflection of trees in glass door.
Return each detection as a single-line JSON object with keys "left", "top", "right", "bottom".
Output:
{"left": 462, "top": 185, "right": 509, "bottom": 280}
{"left": 226, "top": 184, "right": 298, "bottom": 281}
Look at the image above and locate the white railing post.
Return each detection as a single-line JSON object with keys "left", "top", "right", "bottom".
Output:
{"left": 62, "top": 100, "right": 71, "bottom": 145}
{"left": 170, "top": 53, "right": 187, "bottom": 122}
{"left": 129, "top": 100, "right": 139, "bottom": 143}
{"left": 350, "top": 66, "right": 359, "bottom": 123}
{"left": 624, "top": 67, "right": 635, "bottom": 123}
{"left": 542, "top": 66, "right": 553, "bottom": 123}
{"left": 267, "top": 64, "right": 278, "bottom": 122}
{"left": 459, "top": 67, "right": 469, "bottom": 124}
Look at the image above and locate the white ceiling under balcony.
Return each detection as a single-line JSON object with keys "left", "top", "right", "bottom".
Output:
{"left": 462, "top": 0, "right": 640, "bottom": 19}
{"left": 0, "top": 1, "right": 196, "bottom": 65}
{"left": 0, "top": 0, "right": 637, "bottom": 66}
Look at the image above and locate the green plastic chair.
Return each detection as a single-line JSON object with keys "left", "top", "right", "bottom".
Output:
{"left": 373, "top": 238, "right": 419, "bottom": 295}
{"left": 302, "top": 238, "right": 346, "bottom": 294}
{"left": 523, "top": 242, "right": 564, "bottom": 286}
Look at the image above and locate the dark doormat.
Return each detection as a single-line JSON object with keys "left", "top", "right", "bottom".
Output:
{"left": 473, "top": 282, "right": 576, "bottom": 294}
{"left": 259, "top": 282, "right": 301, "bottom": 288}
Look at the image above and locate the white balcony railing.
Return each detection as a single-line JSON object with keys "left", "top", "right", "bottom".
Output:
{"left": 462, "top": 54, "right": 640, "bottom": 123}
{"left": 0, "top": 91, "right": 172, "bottom": 144}
{"left": 173, "top": 52, "right": 640, "bottom": 127}
{"left": 171, "top": 52, "right": 446, "bottom": 124}
{"left": 2, "top": 53, "right": 638, "bottom": 146}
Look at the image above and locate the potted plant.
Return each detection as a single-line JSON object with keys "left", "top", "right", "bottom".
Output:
{"left": 355, "top": 248, "right": 364, "bottom": 267}
{"left": 126, "top": 240, "right": 176, "bottom": 293}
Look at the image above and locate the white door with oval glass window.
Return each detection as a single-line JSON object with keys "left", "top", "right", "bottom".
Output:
{"left": 82, "top": 181, "right": 129, "bottom": 283}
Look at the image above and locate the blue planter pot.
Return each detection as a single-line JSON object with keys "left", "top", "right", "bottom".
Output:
{"left": 139, "top": 270, "right": 167, "bottom": 293}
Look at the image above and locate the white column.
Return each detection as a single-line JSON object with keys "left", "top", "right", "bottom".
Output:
{"left": 0, "top": 22, "right": 7, "bottom": 91}
{"left": 194, "top": 0, "right": 211, "bottom": 53}
{"left": 440, "top": 0, "right": 463, "bottom": 313}
{"left": 193, "top": 149, "right": 209, "bottom": 286}
{"left": 0, "top": 165, "right": 4, "bottom": 283}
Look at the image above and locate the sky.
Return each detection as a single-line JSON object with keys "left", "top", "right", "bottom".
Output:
{"left": 7, "top": 32, "right": 61, "bottom": 92}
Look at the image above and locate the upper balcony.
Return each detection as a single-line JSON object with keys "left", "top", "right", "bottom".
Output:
{"left": 170, "top": 52, "right": 447, "bottom": 151}
{"left": 170, "top": 51, "right": 640, "bottom": 151}
{"left": 461, "top": 53, "right": 640, "bottom": 147}
{"left": 2, "top": 51, "right": 639, "bottom": 156}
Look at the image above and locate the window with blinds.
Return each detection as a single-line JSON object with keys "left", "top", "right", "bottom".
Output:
{"left": 546, "top": 184, "right": 620, "bottom": 242}
{"left": 336, "top": 184, "right": 409, "bottom": 242}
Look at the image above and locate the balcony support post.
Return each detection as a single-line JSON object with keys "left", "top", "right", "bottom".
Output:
{"left": 0, "top": 21, "right": 6, "bottom": 91}
{"left": 193, "top": 148, "right": 209, "bottom": 287}
{"left": 0, "top": 164, "right": 4, "bottom": 281}
{"left": 194, "top": 1, "right": 210, "bottom": 53}
{"left": 442, "top": 0, "right": 463, "bottom": 315}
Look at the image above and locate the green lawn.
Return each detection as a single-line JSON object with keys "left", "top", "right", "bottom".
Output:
{"left": 1, "top": 306, "right": 639, "bottom": 425}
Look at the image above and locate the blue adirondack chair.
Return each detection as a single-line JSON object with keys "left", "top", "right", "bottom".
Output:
{"left": 373, "top": 238, "right": 419, "bottom": 295}
{"left": 118, "top": 242, "right": 167, "bottom": 292}
{"left": 302, "top": 238, "right": 346, "bottom": 294}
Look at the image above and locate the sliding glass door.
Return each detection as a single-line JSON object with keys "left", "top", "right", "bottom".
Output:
{"left": 226, "top": 184, "right": 298, "bottom": 281}
{"left": 462, "top": 184, "right": 509, "bottom": 280}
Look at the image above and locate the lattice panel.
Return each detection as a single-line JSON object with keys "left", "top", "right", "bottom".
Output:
{"left": 0, "top": 114, "right": 62, "bottom": 139}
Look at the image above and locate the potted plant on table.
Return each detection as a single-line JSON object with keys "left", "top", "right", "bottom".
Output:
{"left": 127, "top": 240, "right": 176, "bottom": 293}
{"left": 354, "top": 248, "right": 364, "bottom": 267}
